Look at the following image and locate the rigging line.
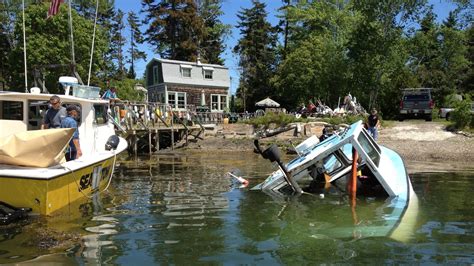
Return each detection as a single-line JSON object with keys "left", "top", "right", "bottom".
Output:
{"left": 87, "top": 0, "right": 99, "bottom": 86}
{"left": 22, "top": 0, "right": 28, "bottom": 93}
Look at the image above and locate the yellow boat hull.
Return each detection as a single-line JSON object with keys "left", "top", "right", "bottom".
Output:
{"left": 0, "top": 157, "right": 115, "bottom": 215}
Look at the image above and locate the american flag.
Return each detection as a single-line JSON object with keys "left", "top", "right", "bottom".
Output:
{"left": 47, "top": 0, "right": 62, "bottom": 18}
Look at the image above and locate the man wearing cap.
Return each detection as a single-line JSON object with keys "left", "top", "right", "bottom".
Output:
{"left": 61, "top": 105, "right": 82, "bottom": 161}
{"left": 367, "top": 108, "right": 380, "bottom": 141}
{"left": 41, "top": 95, "right": 67, "bottom": 129}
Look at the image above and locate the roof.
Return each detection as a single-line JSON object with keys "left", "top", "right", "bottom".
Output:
{"left": 148, "top": 58, "right": 228, "bottom": 69}
{"left": 147, "top": 58, "right": 230, "bottom": 89}
{"left": 255, "top": 97, "right": 280, "bottom": 107}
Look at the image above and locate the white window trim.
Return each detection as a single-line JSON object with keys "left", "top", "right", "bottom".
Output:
{"left": 167, "top": 91, "right": 187, "bottom": 110}
{"left": 181, "top": 67, "right": 192, "bottom": 78}
{"left": 203, "top": 69, "right": 213, "bottom": 80}
{"left": 210, "top": 94, "right": 228, "bottom": 112}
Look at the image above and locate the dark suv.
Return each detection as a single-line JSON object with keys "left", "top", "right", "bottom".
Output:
{"left": 399, "top": 88, "right": 434, "bottom": 121}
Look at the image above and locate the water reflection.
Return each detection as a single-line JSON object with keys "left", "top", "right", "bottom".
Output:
{"left": 0, "top": 152, "right": 473, "bottom": 264}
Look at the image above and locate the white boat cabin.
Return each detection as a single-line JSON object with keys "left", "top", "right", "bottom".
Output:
{"left": 0, "top": 78, "right": 115, "bottom": 156}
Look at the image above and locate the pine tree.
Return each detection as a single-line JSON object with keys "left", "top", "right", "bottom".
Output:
{"left": 234, "top": 0, "right": 277, "bottom": 112}
{"left": 127, "top": 11, "right": 146, "bottom": 79}
{"left": 195, "top": 0, "right": 229, "bottom": 64}
{"left": 142, "top": 0, "right": 205, "bottom": 62}
{"left": 110, "top": 9, "right": 126, "bottom": 79}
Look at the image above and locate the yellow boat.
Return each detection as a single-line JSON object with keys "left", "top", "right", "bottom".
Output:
{"left": 0, "top": 78, "right": 127, "bottom": 215}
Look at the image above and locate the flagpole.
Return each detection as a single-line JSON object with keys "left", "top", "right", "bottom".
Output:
{"left": 68, "top": 0, "right": 76, "bottom": 76}
{"left": 22, "top": 0, "right": 28, "bottom": 93}
{"left": 87, "top": 0, "right": 99, "bottom": 86}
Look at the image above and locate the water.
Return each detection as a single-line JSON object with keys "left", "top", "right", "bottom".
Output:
{"left": 1, "top": 151, "right": 473, "bottom": 264}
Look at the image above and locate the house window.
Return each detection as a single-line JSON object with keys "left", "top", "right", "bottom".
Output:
{"left": 204, "top": 70, "right": 213, "bottom": 79}
{"left": 211, "top": 94, "right": 227, "bottom": 111}
{"left": 220, "top": 95, "right": 227, "bottom": 111}
{"left": 153, "top": 65, "right": 159, "bottom": 84}
{"left": 177, "top": 92, "right": 185, "bottom": 108}
{"left": 211, "top": 95, "right": 218, "bottom": 110}
{"left": 182, "top": 68, "right": 191, "bottom": 78}
{"left": 168, "top": 91, "right": 187, "bottom": 109}
{"left": 181, "top": 65, "right": 192, "bottom": 78}
{"left": 168, "top": 93, "right": 176, "bottom": 107}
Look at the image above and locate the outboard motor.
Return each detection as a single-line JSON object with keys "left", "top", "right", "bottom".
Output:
{"left": 105, "top": 135, "right": 120, "bottom": 151}
{"left": 254, "top": 139, "right": 303, "bottom": 194}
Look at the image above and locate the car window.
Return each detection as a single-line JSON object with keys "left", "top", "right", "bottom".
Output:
{"left": 403, "top": 94, "right": 430, "bottom": 101}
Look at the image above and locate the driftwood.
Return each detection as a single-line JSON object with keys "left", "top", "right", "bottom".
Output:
{"left": 257, "top": 125, "right": 296, "bottom": 138}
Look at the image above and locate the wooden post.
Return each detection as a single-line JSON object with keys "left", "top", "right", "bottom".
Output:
{"left": 133, "top": 130, "right": 137, "bottom": 158}
{"left": 148, "top": 129, "right": 152, "bottom": 157}
{"left": 170, "top": 110, "right": 174, "bottom": 150}
{"left": 349, "top": 147, "right": 358, "bottom": 197}
{"left": 156, "top": 129, "right": 160, "bottom": 151}
{"left": 185, "top": 128, "right": 188, "bottom": 146}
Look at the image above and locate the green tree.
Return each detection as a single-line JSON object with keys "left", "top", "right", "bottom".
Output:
{"left": 346, "top": 0, "right": 425, "bottom": 116}
{"left": 195, "top": 0, "right": 229, "bottom": 64}
{"left": 234, "top": 0, "right": 278, "bottom": 112}
{"left": 110, "top": 9, "right": 126, "bottom": 79}
{"left": 127, "top": 11, "right": 146, "bottom": 79}
{"left": 142, "top": 0, "right": 205, "bottom": 62}
{"left": 6, "top": 2, "right": 108, "bottom": 93}
{"left": 460, "top": 24, "right": 473, "bottom": 93}
{"left": 438, "top": 11, "right": 469, "bottom": 99}
{"left": 273, "top": 1, "right": 354, "bottom": 109}
{"left": 109, "top": 78, "right": 146, "bottom": 101}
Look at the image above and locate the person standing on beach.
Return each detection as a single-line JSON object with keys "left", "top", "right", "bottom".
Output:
{"left": 367, "top": 108, "right": 380, "bottom": 141}
{"left": 41, "top": 95, "right": 67, "bottom": 129}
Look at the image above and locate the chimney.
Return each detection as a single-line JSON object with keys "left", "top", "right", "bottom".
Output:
{"left": 197, "top": 52, "right": 202, "bottom": 66}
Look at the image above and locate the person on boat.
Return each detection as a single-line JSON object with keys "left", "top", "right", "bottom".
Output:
{"left": 367, "top": 108, "right": 380, "bottom": 141}
{"left": 61, "top": 105, "right": 82, "bottom": 161}
{"left": 101, "top": 87, "right": 120, "bottom": 101}
{"left": 41, "top": 95, "right": 67, "bottom": 129}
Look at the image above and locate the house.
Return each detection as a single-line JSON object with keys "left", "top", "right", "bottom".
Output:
{"left": 145, "top": 58, "right": 230, "bottom": 112}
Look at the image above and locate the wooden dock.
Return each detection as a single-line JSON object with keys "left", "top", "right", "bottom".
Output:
{"left": 109, "top": 102, "right": 209, "bottom": 156}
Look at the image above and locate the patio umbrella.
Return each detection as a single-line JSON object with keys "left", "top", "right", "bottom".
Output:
{"left": 255, "top": 97, "right": 280, "bottom": 107}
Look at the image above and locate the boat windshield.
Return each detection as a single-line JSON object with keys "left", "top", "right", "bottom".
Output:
{"left": 357, "top": 129, "right": 381, "bottom": 167}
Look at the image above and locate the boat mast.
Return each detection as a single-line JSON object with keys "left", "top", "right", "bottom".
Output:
{"left": 22, "top": 0, "right": 28, "bottom": 92}
{"left": 87, "top": 0, "right": 99, "bottom": 86}
{"left": 67, "top": 0, "right": 83, "bottom": 84}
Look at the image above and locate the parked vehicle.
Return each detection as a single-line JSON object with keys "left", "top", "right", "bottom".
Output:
{"left": 439, "top": 103, "right": 474, "bottom": 121}
{"left": 439, "top": 107, "right": 455, "bottom": 120}
{"left": 399, "top": 88, "right": 434, "bottom": 121}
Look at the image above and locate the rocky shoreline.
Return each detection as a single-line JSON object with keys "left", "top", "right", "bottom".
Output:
{"left": 185, "top": 121, "right": 474, "bottom": 173}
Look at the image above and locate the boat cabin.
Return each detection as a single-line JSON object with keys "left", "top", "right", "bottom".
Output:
{"left": 0, "top": 80, "right": 114, "bottom": 156}
{"left": 253, "top": 121, "right": 411, "bottom": 200}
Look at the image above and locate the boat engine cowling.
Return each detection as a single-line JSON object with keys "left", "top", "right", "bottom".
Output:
{"left": 105, "top": 135, "right": 120, "bottom": 151}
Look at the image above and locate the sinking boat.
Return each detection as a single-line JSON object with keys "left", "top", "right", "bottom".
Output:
{"left": 253, "top": 120, "right": 414, "bottom": 199}
{"left": 0, "top": 78, "right": 127, "bottom": 216}
{"left": 252, "top": 120, "right": 418, "bottom": 240}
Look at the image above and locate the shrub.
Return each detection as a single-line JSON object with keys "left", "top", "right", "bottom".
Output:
{"left": 246, "top": 112, "right": 306, "bottom": 128}
{"left": 450, "top": 96, "right": 472, "bottom": 130}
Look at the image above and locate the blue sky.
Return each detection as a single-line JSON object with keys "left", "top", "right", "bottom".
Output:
{"left": 116, "top": 0, "right": 457, "bottom": 94}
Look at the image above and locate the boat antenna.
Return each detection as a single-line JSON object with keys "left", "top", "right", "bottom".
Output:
{"left": 22, "top": 0, "right": 28, "bottom": 93}
{"left": 87, "top": 0, "right": 99, "bottom": 86}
